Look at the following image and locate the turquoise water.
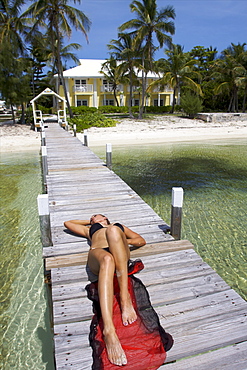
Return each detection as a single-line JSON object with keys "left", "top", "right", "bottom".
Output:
{"left": 0, "top": 151, "right": 54, "bottom": 370}
{"left": 1, "top": 138, "right": 246, "bottom": 369}
{"left": 93, "top": 138, "right": 247, "bottom": 301}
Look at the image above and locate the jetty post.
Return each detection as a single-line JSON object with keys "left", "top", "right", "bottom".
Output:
{"left": 41, "top": 146, "right": 48, "bottom": 190}
{"left": 106, "top": 143, "right": 112, "bottom": 170}
{"left": 84, "top": 129, "right": 88, "bottom": 146}
{"left": 37, "top": 194, "right": 53, "bottom": 248}
{"left": 41, "top": 129, "right": 46, "bottom": 146}
{"left": 171, "top": 187, "right": 183, "bottom": 240}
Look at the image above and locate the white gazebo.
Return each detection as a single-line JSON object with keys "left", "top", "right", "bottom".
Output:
{"left": 30, "top": 88, "right": 67, "bottom": 130}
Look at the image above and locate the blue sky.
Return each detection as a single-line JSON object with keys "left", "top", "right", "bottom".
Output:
{"left": 66, "top": 0, "right": 247, "bottom": 66}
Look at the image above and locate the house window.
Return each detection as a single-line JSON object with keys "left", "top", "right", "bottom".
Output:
{"left": 103, "top": 79, "right": 113, "bottom": 91}
{"left": 77, "top": 100, "right": 88, "bottom": 106}
{"left": 104, "top": 99, "right": 114, "bottom": 106}
{"left": 134, "top": 99, "right": 139, "bottom": 106}
{"left": 75, "top": 79, "right": 86, "bottom": 85}
{"left": 154, "top": 99, "right": 164, "bottom": 106}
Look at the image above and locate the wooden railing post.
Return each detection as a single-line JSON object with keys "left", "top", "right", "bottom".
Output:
{"left": 37, "top": 194, "right": 53, "bottom": 247}
{"left": 171, "top": 187, "right": 183, "bottom": 240}
{"left": 106, "top": 143, "right": 112, "bottom": 170}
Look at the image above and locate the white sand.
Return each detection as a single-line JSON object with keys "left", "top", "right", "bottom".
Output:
{"left": 77, "top": 115, "right": 247, "bottom": 147}
{"left": 1, "top": 115, "right": 247, "bottom": 153}
{"left": 0, "top": 123, "right": 41, "bottom": 153}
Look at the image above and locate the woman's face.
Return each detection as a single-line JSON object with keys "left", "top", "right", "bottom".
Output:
{"left": 90, "top": 214, "right": 108, "bottom": 224}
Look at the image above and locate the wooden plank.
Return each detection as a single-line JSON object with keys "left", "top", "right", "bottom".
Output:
{"left": 50, "top": 250, "right": 204, "bottom": 301}
{"left": 45, "top": 240, "right": 194, "bottom": 269}
{"left": 163, "top": 342, "right": 247, "bottom": 369}
{"left": 55, "top": 347, "right": 92, "bottom": 370}
{"left": 52, "top": 297, "right": 247, "bottom": 368}
{"left": 43, "top": 239, "right": 193, "bottom": 258}
{"left": 52, "top": 272, "right": 230, "bottom": 326}
{"left": 165, "top": 308, "right": 247, "bottom": 363}
{"left": 53, "top": 309, "right": 247, "bottom": 369}
{"left": 52, "top": 292, "right": 247, "bottom": 368}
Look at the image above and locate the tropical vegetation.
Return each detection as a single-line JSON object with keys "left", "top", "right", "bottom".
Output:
{"left": 119, "top": 0, "right": 176, "bottom": 118}
{"left": 0, "top": 0, "right": 246, "bottom": 126}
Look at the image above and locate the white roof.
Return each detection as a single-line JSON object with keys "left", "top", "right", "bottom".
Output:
{"left": 61, "top": 59, "right": 158, "bottom": 79}
{"left": 62, "top": 59, "right": 105, "bottom": 78}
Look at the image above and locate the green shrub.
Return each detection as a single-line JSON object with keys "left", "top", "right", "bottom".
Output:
{"left": 70, "top": 106, "right": 98, "bottom": 115}
{"left": 174, "top": 105, "right": 182, "bottom": 112}
{"left": 131, "top": 106, "right": 140, "bottom": 113}
{"left": 68, "top": 112, "right": 117, "bottom": 132}
{"left": 98, "top": 105, "right": 128, "bottom": 114}
{"left": 180, "top": 93, "right": 203, "bottom": 118}
{"left": 36, "top": 104, "right": 52, "bottom": 114}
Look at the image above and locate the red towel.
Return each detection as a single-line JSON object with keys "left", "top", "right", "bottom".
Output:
{"left": 86, "top": 260, "right": 173, "bottom": 369}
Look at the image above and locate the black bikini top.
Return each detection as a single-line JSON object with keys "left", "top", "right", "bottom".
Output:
{"left": 89, "top": 222, "right": 124, "bottom": 238}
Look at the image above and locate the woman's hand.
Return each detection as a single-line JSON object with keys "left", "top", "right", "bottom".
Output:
{"left": 123, "top": 226, "right": 146, "bottom": 247}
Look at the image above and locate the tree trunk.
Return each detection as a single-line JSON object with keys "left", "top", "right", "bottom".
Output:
{"left": 242, "top": 87, "right": 247, "bottom": 113}
{"left": 235, "top": 86, "right": 238, "bottom": 112}
{"left": 171, "top": 87, "right": 176, "bottom": 113}
{"left": 128, "top": 69, "right": 134, "bottom": 118}
{"left": 57, "top": 58, "right": 73, "bottom": 118}
{"left": 227, "top": 94, "right": 233, "bottom": 112}
{"left": 54, "top": 21, "right": 73, "bottom": 119}
{"left": 138, "top": 68, "right": 147, "bottom": 119}
{"left": 10, "top": 103, "right": 16, "bottom": 124}
{"left": 19, "top": 103, "right": 25, "bottom": 124}
{"left": 113, "top": 88, "right": 119, "bottom": 106}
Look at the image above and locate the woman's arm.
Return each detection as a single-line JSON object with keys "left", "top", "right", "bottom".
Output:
{"left": 123, "top": 226, "right": 146, "bottom": 247}
{"left": 64, "top": 220, "right": 90, "bottom": 238}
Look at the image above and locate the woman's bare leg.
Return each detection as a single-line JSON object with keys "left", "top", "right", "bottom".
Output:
{"left": 106, "top": 226, "right": 137, "bottom": 326}
{"left": 87, "top": 249, "right": 127, "bottom": 366}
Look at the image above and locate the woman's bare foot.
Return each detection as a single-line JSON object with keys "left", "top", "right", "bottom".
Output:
{"left": 121, "top": 294, "right": 137, "bottom": 326}
{"left": 103, "top": 329, "right": 127, "bottom": 366}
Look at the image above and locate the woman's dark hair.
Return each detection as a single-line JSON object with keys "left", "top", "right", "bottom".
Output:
{"left": 90, "top": 214, "right": 110, "bottom": 224}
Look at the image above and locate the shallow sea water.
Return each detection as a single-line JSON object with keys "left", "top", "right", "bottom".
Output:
{"left": 93, "top": 138, "right": 247, "bottom": 301}
{"left": 0, "top": 151, "right": 54, "bottom": 370}
{"left": 0, "top": 138, "right": 246, "bottom": 369}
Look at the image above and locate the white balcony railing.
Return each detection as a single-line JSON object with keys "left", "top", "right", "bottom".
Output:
{"left": 153, "top": 85, "right": 173, "bottom": 93}
{"left": 100, "top": 84, "right": 123, "bottom": 93}
{"left": 73, "top": 84, "right": 93, "bottom": 93}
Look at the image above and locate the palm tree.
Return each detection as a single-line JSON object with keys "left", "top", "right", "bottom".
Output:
{"left": 153, "top": 44, "right": 202, "bottom": 113}
{"left": 213, "top": 43, "right": 247, "bottom": 112}
{"left": 0, "top": 0, "right": 29, "bottom": 122}
{"left": 100, "top": 57, "right": 128, "bottom": 107}
{"left": 108, "top": 33, "right": 141, "bottom": 117}
{"left": 232, "top": 44, "right": 247, "bottom": 112}
{"left": 0, "top": 0, "right": 27, "bottom": 54}
{"left": 119, "top": 0, "right": 175, "bottom": 118}
{"left": 23, "top": 0, "right": 91, "bottom": 118}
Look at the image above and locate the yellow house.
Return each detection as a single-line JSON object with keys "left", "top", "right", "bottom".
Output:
{"left": 55, "top": 59, "right": 174, "bottom": 108}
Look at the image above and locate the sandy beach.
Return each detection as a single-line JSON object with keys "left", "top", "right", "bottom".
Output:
{"left": 1, "top": 115, "right": 247, "bottom": 153}
{"left": 0, "top": 122, "right": 41, "bottom": 153}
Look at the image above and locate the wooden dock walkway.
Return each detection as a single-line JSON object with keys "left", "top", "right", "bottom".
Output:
{"left": 42, "top": 122, "right": 247, "bottom": 369}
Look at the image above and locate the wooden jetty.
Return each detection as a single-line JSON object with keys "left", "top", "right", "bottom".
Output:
{"left": 41, "top": 122, "right": 247, "bottom": 369}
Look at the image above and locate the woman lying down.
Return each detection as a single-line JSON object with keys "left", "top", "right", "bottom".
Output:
{"left": 64, "top": 214, "right": 173, "bottom": 369}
